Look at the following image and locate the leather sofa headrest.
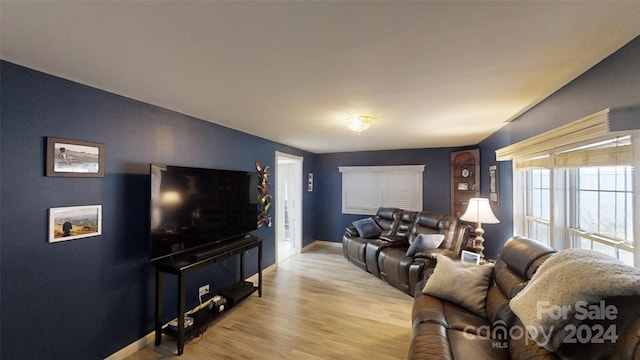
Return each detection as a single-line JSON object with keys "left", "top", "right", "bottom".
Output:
{"left": 415, "top": 211, "right": 445, "bottom": 230}
{"left": 408, "top": 212, "right": 457, "bottom": 248}
{"left": 376, "top": 207, "right": 400, "bottom": 221}
{"left": 400, "top": 210, "right": 417, "bottom": 224}
{"left": 499, "top": 236, "right": 556, "bottom": 280}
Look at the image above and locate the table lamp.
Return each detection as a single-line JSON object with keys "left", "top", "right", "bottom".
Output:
{"left": 459, "top": 198, "right": 499, "bottom": 258}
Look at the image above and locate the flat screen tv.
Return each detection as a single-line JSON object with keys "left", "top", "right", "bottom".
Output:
{"left": 149, "top": 164, "right": 259, "bottom": 262}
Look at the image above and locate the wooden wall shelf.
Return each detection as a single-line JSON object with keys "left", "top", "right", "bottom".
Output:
{"left": 450, "top": 149, "right": 480, "bottom": 217}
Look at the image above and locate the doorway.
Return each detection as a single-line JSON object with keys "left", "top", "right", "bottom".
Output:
{"left": 275, "top": 152, "right": 303, "bottom": 263}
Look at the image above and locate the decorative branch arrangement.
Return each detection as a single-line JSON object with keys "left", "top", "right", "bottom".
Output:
{"left": 256, "top": 160, "right": 272, "bottom": 228}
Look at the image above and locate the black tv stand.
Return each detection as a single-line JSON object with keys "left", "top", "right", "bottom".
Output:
{"left": 154, "top": 236, "right": 262, "bottom": 355}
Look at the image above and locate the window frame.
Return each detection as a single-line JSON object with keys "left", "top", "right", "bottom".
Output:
{"left": 522, "top": 167, "right": 552, "bottom": 245}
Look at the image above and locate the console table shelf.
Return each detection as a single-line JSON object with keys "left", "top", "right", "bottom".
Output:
{"left": 154, "top": 235, "right": 263, "bottom": 355}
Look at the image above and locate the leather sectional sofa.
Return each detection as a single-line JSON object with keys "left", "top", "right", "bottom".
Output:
{"left": 409, "top": 236, "right": 640, "bottom": 359}
{"left": 342, "top": 207, "right": 470, "bottom": 295}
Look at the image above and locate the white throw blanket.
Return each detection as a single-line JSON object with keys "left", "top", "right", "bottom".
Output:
{"left": 510, "top": 248, "right": 640, "bottom": 352}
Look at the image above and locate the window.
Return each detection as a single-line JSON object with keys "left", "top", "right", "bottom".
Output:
{"left": 560, "top": 136, "right": 635, "bottom": 265}
{"left": 574, "top": 166, "right": 633, "bottom": 241}
{"left": 568, "top": 164, "right": 635, "bottom": 265}
{"left": 497, "top": 107, "right": 639, "bottom": 267}
{"left": 524, "top": 168, "right": 551, "bottom": 244}
{"left": 339, "top": 165, "right": 424, "bottom": 215}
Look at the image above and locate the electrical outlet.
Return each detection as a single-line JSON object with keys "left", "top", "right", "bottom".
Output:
{"left": 199, "top": 284, "right": 210, "bottom": 297}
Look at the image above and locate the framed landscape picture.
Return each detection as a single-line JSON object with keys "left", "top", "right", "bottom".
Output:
{"left": 49, "top": 205, "right": 102, "bottom": 243}
{"left": 489, "top": 163, "right": 499, "bottom": 204}
{"left": 461, "top": 250, "right": 481, "bottom": 264}
{"left": 46, "top": 137, "right": 105, "bottom": 177}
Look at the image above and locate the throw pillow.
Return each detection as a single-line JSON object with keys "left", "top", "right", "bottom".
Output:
{"left": 422, "top": 254, "right": 494, "bottom": 318}
{"left": 351, "top": 217, "right": 382, "bottom": 238}
{"left": 405, "top": 234, "right": 445, "bottom": 256}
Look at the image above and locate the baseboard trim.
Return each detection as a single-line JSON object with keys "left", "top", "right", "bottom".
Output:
{"left": 246, "top": 263, "right": 277, "bottom": 283}
{"left": 302, "top": 240, "right": 341, "bottom": 252}
{"left": 105, "top": 331, "right": 155, "bottom": 360}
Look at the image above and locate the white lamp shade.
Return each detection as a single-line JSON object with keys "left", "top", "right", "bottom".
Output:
{"left": 459, "top": 198, "right": 499, "bottom": 224}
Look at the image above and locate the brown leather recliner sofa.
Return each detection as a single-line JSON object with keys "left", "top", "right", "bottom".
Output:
{"left": 342, "top": 207, "right": 400, "bottom": 272}
{"left": 409, "top": 236, "right": 640, "bottom": 360}
{"left": 343, "top": 207, "right": 470, "bottom": 296}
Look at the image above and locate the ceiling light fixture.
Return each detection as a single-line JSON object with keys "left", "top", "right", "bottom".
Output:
{"left": 347, "top": 114, "right": 375, "bottom": 134}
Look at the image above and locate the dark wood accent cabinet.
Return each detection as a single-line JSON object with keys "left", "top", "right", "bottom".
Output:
{"left": 450, "top": 149, "right": 480, "bottom": 217}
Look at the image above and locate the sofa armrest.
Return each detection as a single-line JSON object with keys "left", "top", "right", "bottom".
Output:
{"left": 612, "top": 316, "right": 640, "bottom": 360}
{"left": 344, "top": 226, "right": 359, "bottom": 237}
{"left": 414, "top": 248, "right": 456, "bottom": 260}
{"left": 380, "top": 235, "right": 408, "bottom": 245}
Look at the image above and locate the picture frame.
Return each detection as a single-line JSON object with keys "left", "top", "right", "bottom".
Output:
{"left": 46, "top": 137, "right": 105, "bottom": 177}
{"left": 457, "top": 182, "right": 469, "bottom": 191}
{"left": 49, "top": 205, "right": 102, "bottom": 243}
{"left": 461, "top": 250, "right": 481, "bottom": 264}
{"left": 489, "top": 163, "right": 499, "bottom": 204}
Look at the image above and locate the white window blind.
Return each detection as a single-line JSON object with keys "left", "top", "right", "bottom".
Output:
{"left": 555, "top": 136, "right": 631, "bottom": 168}
{"left": 515, "top": 154, "right": 550, "bottom": 170}
{"left": 339, "top": 165, "right": 424, "bottom": 215}
{"left": 495, "top": 108, "right": 638, "bottom": 162}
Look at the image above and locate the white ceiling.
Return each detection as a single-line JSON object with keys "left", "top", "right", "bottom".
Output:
{"left": 2, "top": 1, "right": 640, "bottom": 154}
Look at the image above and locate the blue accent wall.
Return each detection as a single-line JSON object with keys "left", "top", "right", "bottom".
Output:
{"left": 478, "top": 35, "right": 640, "bottom": 258}
{"left": 315, "top": 147, "right": 471, "bottom": 243}
{"left": 0, "top": 61, "right": 316, "bottom": 359}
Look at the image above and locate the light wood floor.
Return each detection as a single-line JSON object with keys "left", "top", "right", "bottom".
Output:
{"left": 126, "top": 244, "right": 413, "bottom": 359}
